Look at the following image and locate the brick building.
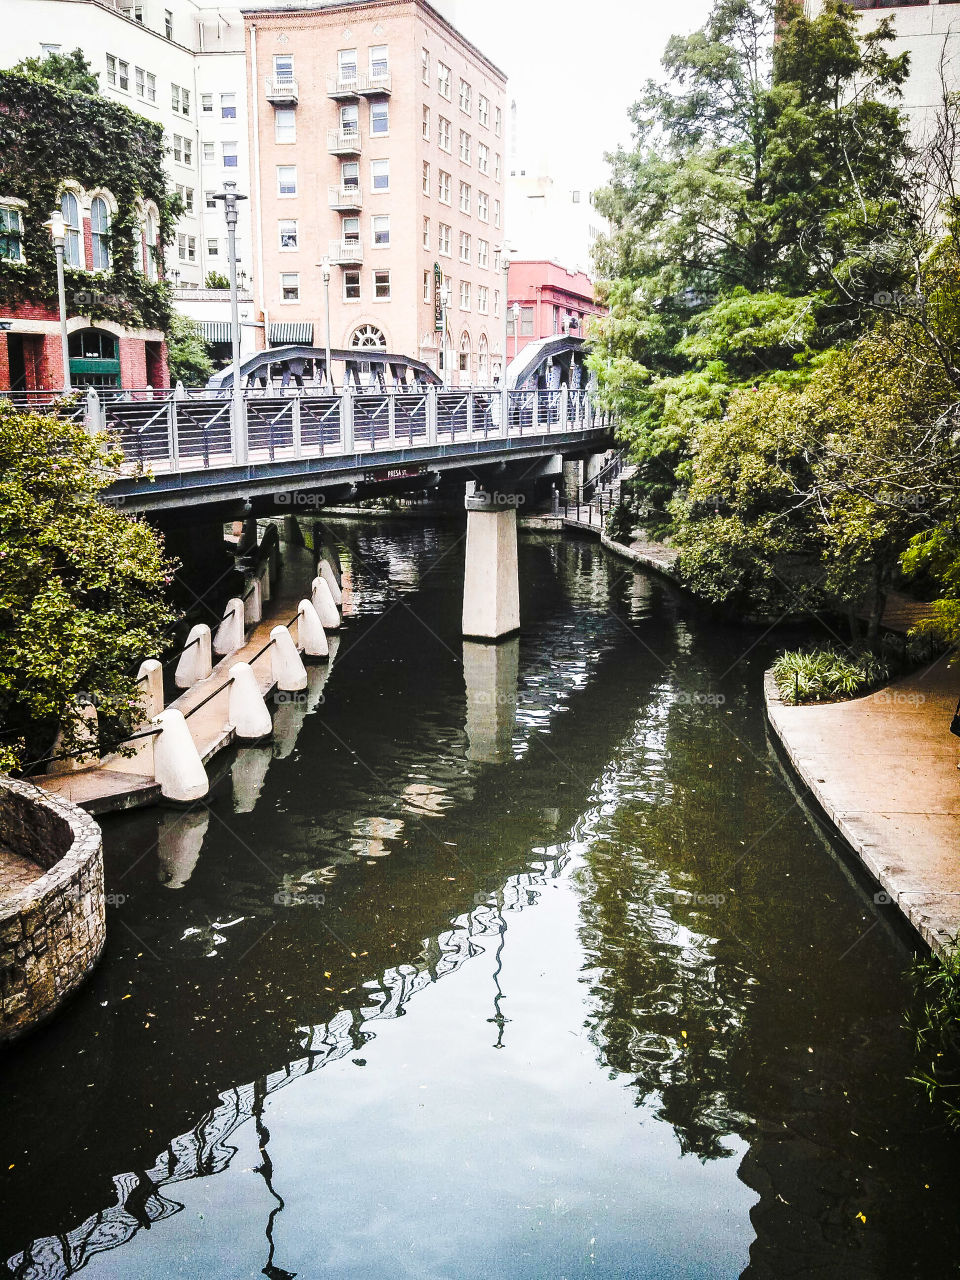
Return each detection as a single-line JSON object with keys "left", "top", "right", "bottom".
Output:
{"left": 506, "top": 260, "right": 604, "bottom": 363}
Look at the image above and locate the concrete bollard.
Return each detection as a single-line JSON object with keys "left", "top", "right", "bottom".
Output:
{"left": 47, "top": 701, "right": 99, "bottom": 775}
{"left": 152, "top": 708, "right": 209, "bottom": 802}
{"left": 243, "top": 578, "right": 263, "bottom": 626}
{"left": 227, "top": 662, "right": 273, "bottom": 740}
{"left": 175, "top": 624, "right": 213, "bottom": 688}
{"left": 270, "top": 625, "right": 308, "bottom": 691}
{"left": 311, "top": 576, "right": 340, "bottom": 630}
{"left": 319, "top": 559, "right": 343, "bottom": 606}
{"left": 297, "top": 599, "right": 329, "bottom": 658}
{"left": 214, "top": 598, "right": 246, "bottom": 655}
{"left": 137, "top": 658, "right": 164, "bottom": 719}
{"left": 258, "top": 559, "right": 272, "bottom": 603}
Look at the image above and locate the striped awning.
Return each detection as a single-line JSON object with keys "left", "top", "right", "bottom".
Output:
{"left": 269, "top": 321, "right": 314, "bottom": 345}
{"left": 200, "top": 321, "right": 233, "bottom": 343}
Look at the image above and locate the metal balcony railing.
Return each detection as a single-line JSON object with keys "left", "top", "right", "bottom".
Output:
{"left": 327, "top": 127, "right": 361, "bottom": 155}
{"left": 329, "top": 238, "right": 363, "bottom": 265}
{"left": 328, "top": 184, "right": 362, "bottom": 211}
{"left": 265, "top": 75, "right": 298, "bottom": 105}
{"left": 359, "top": 70, "right": 391, "bottom": 96}
{"left": 327, "top": 72, "right": 360, "bottom": 99}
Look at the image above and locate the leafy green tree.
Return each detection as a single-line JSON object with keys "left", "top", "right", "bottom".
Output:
{"left": 0, "top": 401, "right": 174, "bottom": 772}
{"left": 166, "top": 311, "right": 214, "bottom": 386}
{"left": 204, "top": 269, "right": 231, "bottom": 289}
{"left": 11, "top": 48, "right": 100, "bottom": 96}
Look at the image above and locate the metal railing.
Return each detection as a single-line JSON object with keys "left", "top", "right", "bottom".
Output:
{"left": 265, "top": 75, "right": 298, "bottom": 103}
{"left": 328, "top": 183, "right": 363, "bottom": 209}
{"left": 327, "top": 127, "right": 362, "bottom": 153}
{"left": 328, "top": 237, "right": 363, "bottom": 264}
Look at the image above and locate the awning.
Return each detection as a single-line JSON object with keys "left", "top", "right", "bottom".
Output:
{"left": 269, "top": 321, "right": 314, "bottom": 345}
{"left": 200, "top": 321, "right": 233, "bottom": 343}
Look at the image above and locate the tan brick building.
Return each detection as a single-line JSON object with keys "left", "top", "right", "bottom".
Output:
{"left": 245, "top": 0, "right": 507, "bottom": 384}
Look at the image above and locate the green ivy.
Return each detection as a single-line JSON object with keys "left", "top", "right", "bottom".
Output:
{"left": 0, "top": 70, "right": 176, "bottom": 332}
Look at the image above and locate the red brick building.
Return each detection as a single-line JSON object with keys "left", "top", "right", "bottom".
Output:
{"left": 506, "top": 260, "right": 604, "bottom": 363}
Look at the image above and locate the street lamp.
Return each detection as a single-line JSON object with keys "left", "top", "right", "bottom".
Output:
{"left": 43, "top": 209, "right": 71, "bottom": 393}
{"left": 213, "top": 180, "right": 248, "bottom": 461}
{"left": 496, "top": 241, "right": 514, "bottom": 386}
{"left": 319, "top": 256, "right": 333, "bottom": 389}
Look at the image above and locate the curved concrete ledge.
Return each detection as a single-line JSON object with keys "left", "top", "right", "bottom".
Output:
{"left": 0, "top": 778, "right": 105, "bottom": 1044}
{"left": 764, "top": 667, "right": 960, "bottom": 960}
{"left": 598, "top": 533, "right": 682, "bottom": 584}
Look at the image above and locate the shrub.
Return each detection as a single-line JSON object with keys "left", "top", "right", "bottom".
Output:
{"left": 909, "top": 948, "right": 960, "bottom": 1130}
{"left": 771, "top": 645, "right": 895, "bottom": 704}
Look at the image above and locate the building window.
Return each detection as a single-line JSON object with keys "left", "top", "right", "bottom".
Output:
{"left": 165, "top": 8, "right": 173, "bottom": 38}
{"left": 459, "top": 280, "right": 471, "bottom": 310}
{"left": 281, "top": 272, "right": 300, "bottom": 301}
{"left": 423, "top": 268, "right": 430, "bottom": 303}
{"left": 423, "top": 216, "right": 430, "bottom": 249}
{"left": 145, "top": 208, "right": 158, "bottom": 279}
{"left": 478, "top": 94, "right": 489, "bottom": 128}
{"left": 372, "top": 214, "right": 390, "bottom": 246}
{"left": 459, "top": 79, "right": 472, "bottom": 114}
{"left": 521, "top": 305, "right": 535, "bottom": 336}
{"left": 495, "top": 107, "right": 502, "bottom": 137}
{"left": 459, "top": 230, "right": 470, "bottom": 263}
{"left": 274, "top": 54, "right": 294, "bottom": 82}
{"left": 495, "top": 153, "right": 502, "bottom": 182}
{"left": 201, "top": 93, "right": 213, "bottom": 113}
{"left": 275, "top": 108, "right": 296, "bottom": 143}
{"left": 494, "top": 288, "right": 500, "bottom": 318}
{"left": 477, "top": 191, "right": 489, "bottom": 222}
{"left": 177, "top": 232, "right": 196, "bottom": 262}
{"left": 438, "top": 116, "right": 451, "bottom": 152}
{"left": 91, "top": 195, "right": 111, "bottom": 270}
{"left": 437, "top": 61, "right": 451, "bottom": 99}
{"left": 438, "top": 170, "right": 451, "bottom": 204}
{"left": 459, "top": 130, "right": 471, "bottom": 164}
{"left": 494, "top": 198, "right": 501, "bottom": 228}
{"left": 277, "top": 165, "right": 297, "bottom": 196}
{"left": 422, "top": 160, "right": 430, "bottom": 195}
{"left": 369, "top": 45, "right": 388, "bottom": 77}
{"left": 478, "top": 285, "right": 489, "bottom": 314}
{"left": 477, "top": 142, "right": 488, "bottom": 175}
{"left": 374, "top": 268, "right": 390, "bottom": 299}
{"left": 171, "top": 83, "right": 185, "bottom": 113}
{"left": 222, "top": 141, "right": 237, "bottom": 168}
{"left": 338, "top": 48, "right": 357, "bottom": 82}
{"left": 172, "top": 134, "right": 192, "bottom": 164}
{"left": 459, "top": 181, "right": 471, "bottom": 215}
{"left": 344, "top": 270, "right": 361, "bottom": 301}
{"left": 342, "top": 161, "right": 359, "bottom": 190}
{"left": 477, "top": 238, "right": 489, "bottom": 269}
{"left": 279, "top": 219, "right": 298, "bottom": 249}
{"left": 136, "top": 68, "right": 156, "bottom": 102}
{"left": 351, "top": 323, "right": 386, "bottom": 349}
{"left": 206, "top": 237, "right": 219, "bottom": 257}
{"left": 205, "top": 189, "right": 216, "bottom": 209}
{"left": 176, "top": 184, "right": 194, "bottom": 213}
{"left": 459, "top": 332, "right": 471, "bottom": 372}
{"left": 0, "top": 205, "right": 24, "bottom": 263}
{"left": 371, "top": 158, "right": 389, "bottom": 191}
{"left": 422, "top": 104, "right": 430, "bottom": 141}
{"left": 421, "top": 47, "right": 429, "bottom": 85}
{"left": 61, "top": 191, "right": 82, "bottom": 267}
{"left": 438, "top": 222, "right": 451, "bottom": 256}
{"left": 341, "top": 103, "right": 359, "bottom": 135}
{"left": 371, "top": 101, "right": 389, "bottom": 136}
{"left": 342, "top": 216, "right": 360, "bottom": 243}
{"left": 203, "top": 141, "right": 214, "bottom": 162}
{"left": 220, "top": 92, "right": 236, "bottom": 119}
{"left": 106, "top": 55, "right": 129, "bottom": 91}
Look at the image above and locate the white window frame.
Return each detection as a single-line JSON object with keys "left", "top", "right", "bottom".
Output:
{"left": 478, "top": 285, "right": 489, "bottom": 314}
{"left": 279, "top": 219, "right": 298, "bottom": 250}
{"left": 438, "top": 222, "right": 451, "bottom": 256}
{"left": 478, "top": 191, "right": 489, "bottom": 223}
{"left": 478, "top": 95, "right": 489, "bottom": 128}
{"left": 344, "top": 269, "right": 361, "bottom": 301}
{"left": 275, "top": 107, "right": 296, "bottom": 143}
{"left": 372, "top": 214, "right": 390, "bottom": 247}
{"left": 459, "top": 280, "right": 471, "bottom": 310}
{"left": 478, "top": 239, "right": 489, "bottom": 269}
{"left": 277, "top": 165, "right": 297, "bottom": 197}
{"left": 438, "top": 170, "right": 451, "bottom": 204}
{"left": 437, "top": 61, "right": 451, "bottom": 99}
{"left": 438, "top": 116, "right": 451, "bottom": 153}
{"left": 422, "top": 216, "right": 430, "bottom": 249}
{"left": 459, "top": 130, "right": 471, "bottom": 164}
{"left": 370, "top": 101, "right": 389, "bottom": 137}
{"left": 220, "top": 92, "right": 236, "bottom": 120}
{"left": 459, "top": 79, "right": 472, "bottom": 114}
{"left": 458, "top": 230, "right": 470, "bottom": 263}
{"left": 369, "top": 45, "right": 388, "bottom": 77}
{"left": 422, "top": 160, "right": 431, "bottom": 196}
{"left": 477, "top": 143, "right": 489, "bottom": 175}
{"left": 459, "top": 182, "right": 471, "bottom": 215}
{"left": 373, "top": 267, "right": 391, "bottom": 299}
{"left": 280, "top": 271, "right": 300, "bottom": 302}
{"left": 222, "top": 141, "right": 238, "bottom": 168}
{"left": 371, "top": 158, "right": 389, "bottom": 192}
{"left": 0, "top": 201, "right": 26, "bottom": 266}
{"left": 421, "top": 47, "right": 429, "bottom": 85}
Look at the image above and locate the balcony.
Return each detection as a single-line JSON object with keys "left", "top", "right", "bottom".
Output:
{"left": 328, "top": 183, "right": 362, "bottom": 211}
{"left": 327, "top": 73, "right": 360, "bottom": 100}
{"left": 265, "top": 75, "right": 298, "bottom": 105}
{"left": 327, "top": 127, "right": 361, "bottom": 155}
{"left": 329, "top": 238, "right": 363, "bottom": 266}
{"left": 359, "top": 70, "right": 391, "bottom": 97}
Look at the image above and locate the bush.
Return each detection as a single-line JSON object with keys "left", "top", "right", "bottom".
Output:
{"left": 909, "top": 948, "right": 960, "bottom": 1130}
{"left": 605, "top": 499, "right": 636, "bottom": 544}
{"left": 205, "top": 270, "right": 230, "bottom": 289}
{"left": 771, "top": 645, "right": 896, "bottom": 704}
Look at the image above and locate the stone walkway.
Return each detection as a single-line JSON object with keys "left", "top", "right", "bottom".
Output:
{"left": 765, "top": 655, "right": 960, "bottom": 958}
{"left": 0, "top": 846, "right": 41, "bottom": 897}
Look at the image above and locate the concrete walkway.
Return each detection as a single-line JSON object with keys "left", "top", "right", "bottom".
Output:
{"left": 765, "top": 656, "right": 960, "bottom": 958}
{"left": 38, "top": 545, "right": 321, "bottom": 815}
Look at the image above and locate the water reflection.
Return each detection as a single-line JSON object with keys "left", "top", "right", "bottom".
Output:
{"left": 462, "top": 637, "right": 519, "bottom": 764}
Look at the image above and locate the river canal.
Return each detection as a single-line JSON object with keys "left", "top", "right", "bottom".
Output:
{"left": 1, "top": 521, "right": 958, "bottom": 1279}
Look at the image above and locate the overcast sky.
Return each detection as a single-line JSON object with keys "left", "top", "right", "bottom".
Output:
{"left": 438, "top": 0, "right": 716, "bottom": 191}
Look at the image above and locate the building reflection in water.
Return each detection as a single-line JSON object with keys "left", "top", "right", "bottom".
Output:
{"left": 462, "top": 637, "right": 519, "bottom": 764}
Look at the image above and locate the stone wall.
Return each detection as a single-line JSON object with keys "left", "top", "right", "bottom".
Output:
{"left": 0, "top": 779, "right": 105, "bottom": 1045}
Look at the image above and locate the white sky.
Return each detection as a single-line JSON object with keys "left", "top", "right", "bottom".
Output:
{"left": 438, "top": 0, "right": 716, "bottom": 191}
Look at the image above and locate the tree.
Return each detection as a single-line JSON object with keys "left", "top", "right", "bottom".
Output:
{"left": 0, "top": 400, "right": 174, "bottom": 772}
{"left": 204, "top": 270, "right": 230, "bottom": 289}
{"left": 11, "top": 48, "right": 100, "bottom": 96}
{"left": 166, "top": 312, "right": 213, "bottom": 386}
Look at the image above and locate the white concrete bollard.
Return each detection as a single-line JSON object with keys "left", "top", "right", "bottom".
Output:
{"left": 227, "top": 662, "right": 273, "bottom": 740}
{"left": 297, "top": 599, "right": 329, "bottom": 658}
{"left": 214, "top": 598, "right": 246, "bottom": 655}
{"left": 258, "top": 559, "right": 272, "bottom": 603}
{"left": 152, "top": 708, "right": 209, "bottom": 802}
{"left": 270, "top": 625, "right": 308, "bottom": 691}
{"left": 243, "top": 578, "right": 263, "bottom": 626}
{"left": 319, "top": 559, "right": 343, "bottom": 606}
{"left": 175, "top": 624, "right": 213, "bottom": 688}
{"left": 311, "top": 576, "right": 340, "bottom": 630}
{"left": 137, "top": 658, "right": 164, "bottom": 719}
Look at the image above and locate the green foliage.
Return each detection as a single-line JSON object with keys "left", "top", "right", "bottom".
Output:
{"left": 908, "top": 948, "right": 960, "bottom": 1131}
{"left": 11, "top": 48, "right": 100, "bottom": 95}
{"left": 166, "top": 312, "right": 213, "bottom": 386}
{"left": 204, "top": 270, "right": 230, "bottom": 289}
{"left": 604, "top": 499, "right": 637, "bottom": 545}
{"left": 0, "top": 400, "right": 174, "bottom": 772}
{"left": 0, "top": 69, "right": 174, "bottom": 332}
{"left": 771, "top": 646, "right": 895, "bottom": 704}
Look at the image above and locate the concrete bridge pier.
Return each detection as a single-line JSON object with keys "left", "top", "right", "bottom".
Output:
{"left": 462, "top": 485, "right": 520, "bottom": 642}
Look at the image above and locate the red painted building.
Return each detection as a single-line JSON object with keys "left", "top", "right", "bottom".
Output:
{"left": 506, "top": 260, "right": 604, "bottom": 363}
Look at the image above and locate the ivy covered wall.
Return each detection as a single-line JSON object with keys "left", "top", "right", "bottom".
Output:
{"left": 0, "top": 70, "right": 177, "bottom": 332}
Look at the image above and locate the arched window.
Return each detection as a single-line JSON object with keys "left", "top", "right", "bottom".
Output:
{"left": 61, "top": 191, "right": 83, "bottom": 268}
{"left": 477, "top": 333, "right": 489, "bottom": 383}
{"left": 350, "top": 323, "right": 386, "bottom": 349}
{"left": 91, "top": 196, "right": 111, "bottom": 270}
{"left": 145, "top": 208, "right": 158, "bottom": 281}
{"left": 458, "top": 331, "right": 471, "bottom": 377}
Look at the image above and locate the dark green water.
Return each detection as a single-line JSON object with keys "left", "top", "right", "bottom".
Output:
{"left": 1, "top": 523, "right": 958, "bottom": 1279}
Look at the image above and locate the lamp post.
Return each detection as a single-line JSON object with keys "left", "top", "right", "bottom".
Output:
{"left": 320, "top": 255, "right": 333, "bottom": 389}
{"left": 43, "top": 210, "right": 71, "bottom": 393}
{"left": 213, "top": 180, "right": 248, "bottom": 462}
{"left": 496, "top": 242, "right": 514, "bottom": 386}
{"left": 511, "top": 302, "right": 521, "bottom": 362}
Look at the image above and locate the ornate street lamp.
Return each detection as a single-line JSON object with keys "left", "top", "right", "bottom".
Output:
{"left": 42, "top": 209, "right": 71, "bottom": 393}
{"left": 319, "top": 255, "right": 333, "bottom": 389}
